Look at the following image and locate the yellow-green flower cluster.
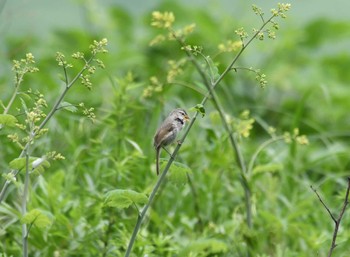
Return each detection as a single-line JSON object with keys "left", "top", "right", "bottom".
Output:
{"left": 89, "top": 38, "right": 108, "bottom": 55}
{"left": 236, "top": 110, "right": 255, "bottom": 138}
{"left": 250, "top": 3, "right": 291, "bottom": 42}
{"left": 47, "top": 151, "right": 65, "bottom": 160}
{"left": 72, "top": 51, "right": 84, "bottom": 60}
{"left": 255, "top": 72, "right": 267, "bottom": 88}
{"left": 218, "top": 40, "right": 242, "bottom": 53}
{"left": 149, "top": 35, "right": 166, "bottom": 46}
{"left": 167, "top": 59, "right": 186, "bottom": 83}
{"left": 235, "top": 27, "right": 249, "bottom": 42}
{"left": 283, "top": 128, "right": 309, "bottom": 145}
{"left": 12, "top": 53, "right": 39, "bottom": 84}
{"left": 151, "top": 11, "right": 175, "bottom": 29}
{"left": 7, "top": 91, "right": 49, "bottom": 148}
{"left": 171, "top": 23, "right": 196, "bottom": 40}
{"left": 79, "top": 102, "right": 96, "bottom": 122}
{"left": 24, "top": 92, "right": 48, "bottom": 132}
{"left": 142, "top": 76, "right": 163, "bottom": 98}
{"left": 252, "top": 4, "right": 264, "bottom": 16}
{"left": 149, "top": 12, "right": 195, "bottom": 46}
{"left": 271, "top": 3, "right": 291, "bottom": 18}
{"left": 180, "top": 45, "right": 203, "bottom": 56}
{"left": 56, "top": 52, "right": 73, "bottom": 68}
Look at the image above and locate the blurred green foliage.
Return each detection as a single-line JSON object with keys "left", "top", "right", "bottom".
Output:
{"left": 1, "top": 1, "right": 350, "bottom": 257}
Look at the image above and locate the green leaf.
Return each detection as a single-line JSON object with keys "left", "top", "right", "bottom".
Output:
{"left": 18, "top": 92, "right": 32, "bottom": 101}
{"left": 9, "top": 157, "right": 50, "bottom": 174}
{"left": 104, "top": 189, "right": 148, "bottom": 209}
{"left": 21, "top": 209, "right": 52, "bottom": 229}
{"left": 165, "top": 160, "right": 191, "bottom": 187}
{"left": 193, "top": 104, "right": 205, "bottom": 117}
{"left": 126, "top": 138, "right": 143, "bottom": 154}
{"left": 206, "top": 56, "right": 220, "bottom": 80}
{"left": 0, "top": 114, "right": 18, "bottom": 127}
{"left": 59, "top": 101, "right": 78, "bottom": 112}
{"left": 179, "top": 239, "right": 228, "bottom": 256}
{"left": 20, "top": 97, "right": 28, "bottom": 112}
{"left": 253, "top": 163, "right": 283, "bottom": 174}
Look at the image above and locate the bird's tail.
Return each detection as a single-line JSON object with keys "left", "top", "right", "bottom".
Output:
{"left": 156, "top": 147, "right": 161, "bottom": 176}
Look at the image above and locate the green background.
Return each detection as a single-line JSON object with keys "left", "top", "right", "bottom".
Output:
{"left": 1, "top": 0, "right": 350, "bottom": 256}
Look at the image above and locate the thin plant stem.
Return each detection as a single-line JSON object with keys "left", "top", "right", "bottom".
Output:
{"left": 311, "top": 178, "right": 350, "bottom": 257}
{"left": 170, "top": 29, "right": 252, "bottom": 227}
{"left": 22, "top": 148, "right": 30, "bottom": 257}
{"left": 213, "top": 13, "right": 277, "bottom": 91}
{"left": 0, "top": 72, "right": 25, "bottom": 130}
{"left": 3, "top": 68, "right": 28, "bottom": 115}
{"left": 124, "top": 9, "right": 286, "bottom": 256}
{"left": 124, "top": 100, "right": 203, "bottom": 257}
{"left": 0, "top": 55, "right": 97, "bottom": 204}
{"left": 175, "top": 11, "right": 281, "bottom": 229}
{"left": 3, "top": 83, "right": 20, "bottom": 115}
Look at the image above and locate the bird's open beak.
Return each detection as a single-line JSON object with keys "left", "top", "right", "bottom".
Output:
{"left": 184, "top": 115, "right": 190, "bottom": 122}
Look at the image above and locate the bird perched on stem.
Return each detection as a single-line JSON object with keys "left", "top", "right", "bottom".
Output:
{"left": 153, "top": 108, "right": 190, "bottom": 175}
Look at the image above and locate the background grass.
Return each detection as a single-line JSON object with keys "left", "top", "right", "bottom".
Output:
{"left": 1, "top": 0, "right": 350, "bottom": 256}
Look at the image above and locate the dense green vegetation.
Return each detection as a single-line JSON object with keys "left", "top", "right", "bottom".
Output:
{"left": 1, "top": 1, "right": 350, "bottom": 257}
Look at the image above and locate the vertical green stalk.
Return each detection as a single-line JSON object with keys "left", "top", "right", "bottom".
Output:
{"left": 124, "top": 100, "right": 203, "bottom": 257}
{"left": 172, "top": 32, "right": 251, "bottom": 228}
{"left": 22, "top": 148, "right": 30, "bottom": 257}
{"left": 1, "top": 68, "right": 25, "bottom": 130}
{"left": 0, "top": 52, "right": 99, "bottom": 204}
{"left": 171, "top": 9, "right": 282, "bottom": 230}
{"left": 125, "top": 6, "right": 290, "bottom": 255}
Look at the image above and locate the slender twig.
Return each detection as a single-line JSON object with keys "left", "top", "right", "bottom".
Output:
{"left": 21, "top": 148, "right": 30, "bottom": 257}
{"left": 310, "top": 186, "right": 337, "bottom": 222}
{"left": 124, "top": 9, "right": 287, "bottom": 256}
{"left": 213, "top": 13, "right": 277, "bottom": 91}
{"left": 124, "top": 109, "right": 201, "bottom": 257}
{"left": 0, "top": 73, "right": 24, "bottom": 130}
{"left": 0, "top": 54, "right": 97, "bottom": 204}
{"left": 3, "top": 72, "right": 25, "bottom": 115}
{"left": 170, "top": 29, "right": 253, "bottom": 227}
{"left": 311, "top": 178, "right": 350, "bottom": 257}
{"left": 170, "top": 12, "right": 279, "bottom": 228}
{"left": 123, "top": 35, "right": 251, "bottom": 253}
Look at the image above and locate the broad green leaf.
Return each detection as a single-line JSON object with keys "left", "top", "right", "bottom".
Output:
{"left": 165, "top": 160, "right": 191, "bottom": 187}
{"left": 59, "top": 101, "right": 78, "bottom": 112}
{"left": 21, "top": 209, "right": 52, "bottom": 228}
{"left": 194, "top": 104, "right": 205, "bottom": 117}
{"left": 104, "top": 189, "right": 148, "bottom": 209}
{"left": 179, "top": 239, "right": 228, "bottom": 256}
{"left": 0, "top": 114, "right": 18, "bottom": 127}
{"left": 9, "top": 157, "right": 50, "bottom": 174}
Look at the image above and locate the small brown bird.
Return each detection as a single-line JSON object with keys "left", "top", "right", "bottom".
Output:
{"left": 153, "top": 108, "right": 190, "bottom": 175}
